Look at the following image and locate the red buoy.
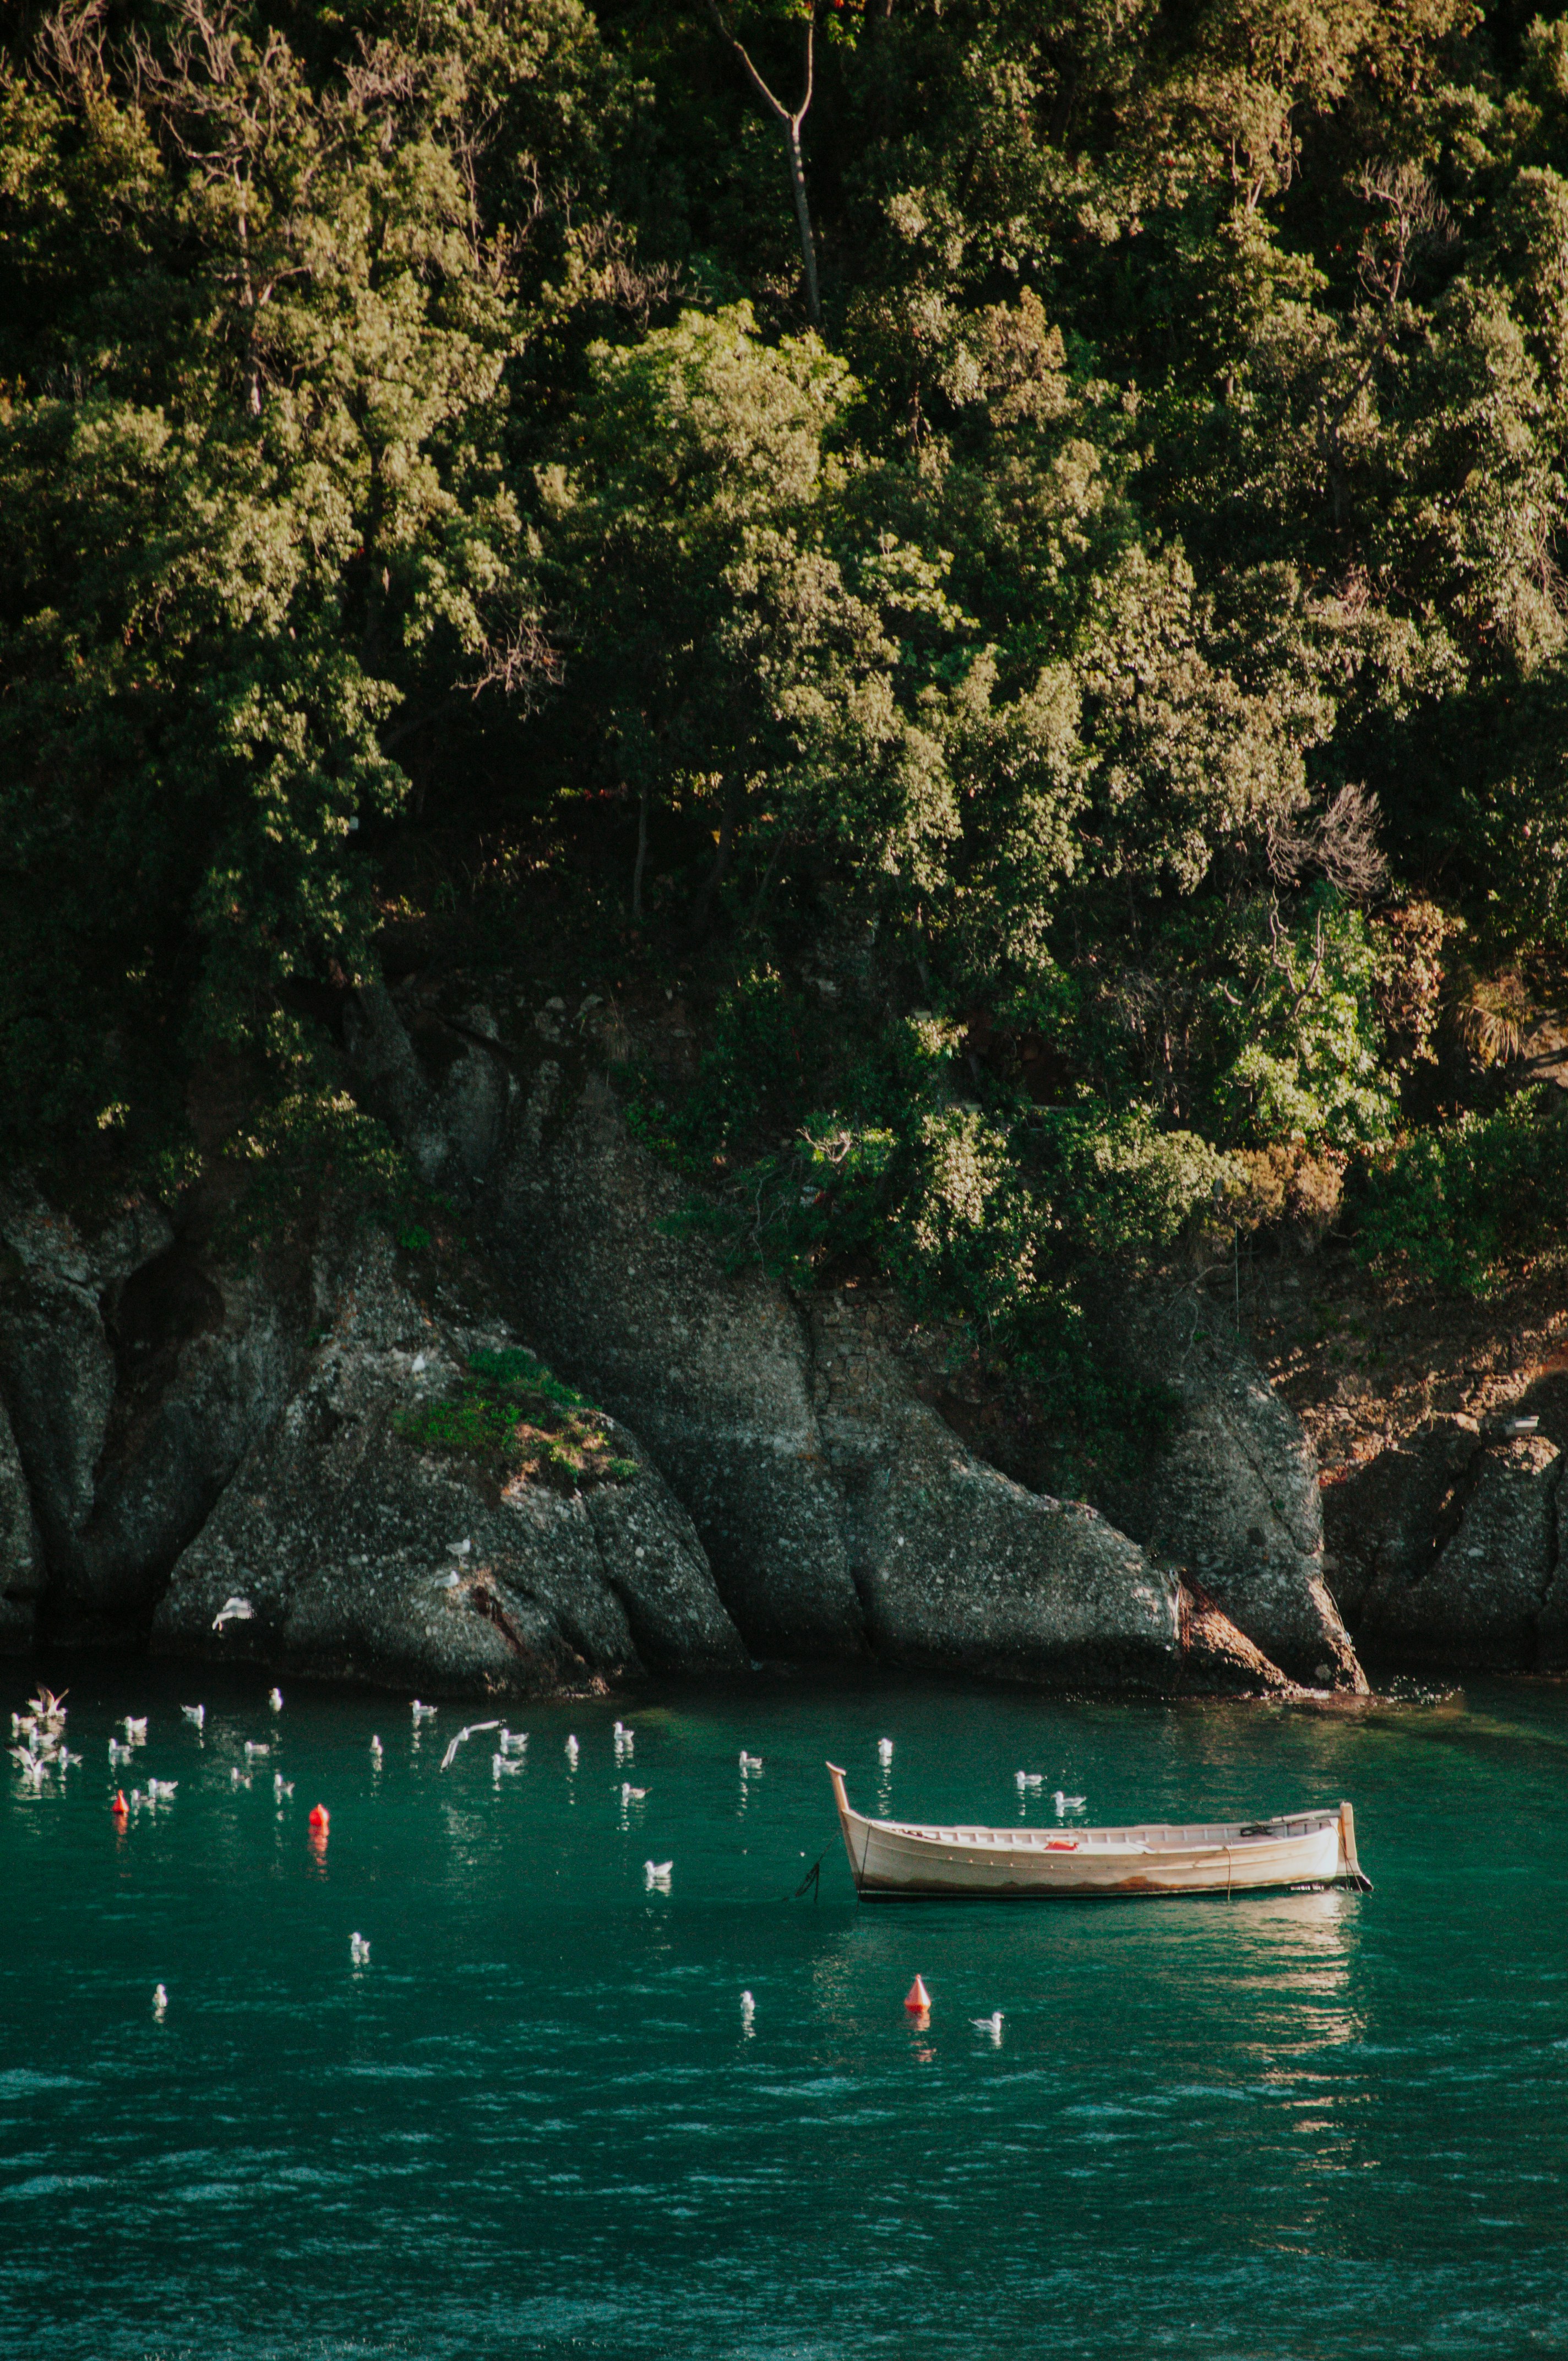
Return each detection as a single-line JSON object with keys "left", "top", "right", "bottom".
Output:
{"left": 111, "top": 1789, "right": 128, "bottom": 1817}
{"left": 308, "top": 1803, "right": 329, "bottom": 1831}
{"left": 904, "top": 1974, "right": 931, "bottom": 2012}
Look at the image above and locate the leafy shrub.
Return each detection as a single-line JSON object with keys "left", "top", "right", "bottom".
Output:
{"left": 396, "top": 1349, "right": 634, "bottom": 1492}
{"left": 226, "top": 1084, "right": 422, "bottom": 1247}
{"left": 1356, "top": 1090, "right": 1568, "bottom": 1293}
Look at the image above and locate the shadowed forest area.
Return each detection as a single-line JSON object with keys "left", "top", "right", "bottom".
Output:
{"left": 5, "top": 0, "right": 1568, "bottom": 1441}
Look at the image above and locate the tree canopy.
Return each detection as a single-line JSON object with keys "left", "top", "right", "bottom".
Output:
{"left": 4, "top": 0, "right": 1568, "bottom": 1418}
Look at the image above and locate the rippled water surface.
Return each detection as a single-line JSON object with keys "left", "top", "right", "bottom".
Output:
{"left": 4, "top": 1663, "right": 1567, "bottom": 2359}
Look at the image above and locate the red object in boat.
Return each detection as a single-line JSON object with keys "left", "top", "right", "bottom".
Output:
{"left": 1046, "top": 1839, "right": 1078, "bottom": 1851}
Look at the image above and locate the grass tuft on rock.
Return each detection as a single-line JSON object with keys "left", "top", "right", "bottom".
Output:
{"left": 396, "top": 1348, "right": 635, "bottom": 1493}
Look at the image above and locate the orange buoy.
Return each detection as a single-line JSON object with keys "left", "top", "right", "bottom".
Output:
{"left": 904, "top": 1974, "right": 931, "bottom": 2012}
{"left": 308, "top": 1803, "right": 329, "bottom": 1831}
{"left": 111, "top": 1789, "right": 128, "bottom": 1817}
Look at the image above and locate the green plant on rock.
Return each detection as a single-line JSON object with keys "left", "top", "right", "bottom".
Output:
{"left": 396, "top": 1347, "right": 635, "bottom": 1493}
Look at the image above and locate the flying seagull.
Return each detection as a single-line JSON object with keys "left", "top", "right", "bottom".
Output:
{"left": 439, "top": 1720, "right": 500, "bottom": 1772}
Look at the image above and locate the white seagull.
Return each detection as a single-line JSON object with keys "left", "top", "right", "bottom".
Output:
{"left": 108, "top": 1738, "right": 133, "bottom": 1766}
{"left": 565, "top": 1735, "right": 579, "bottom": 1765}
{"left": 498, "top": 1729, "right": 528, "bottom": 1755}
{"left": 148, "top": 1778, "right": 177, "bottom": 1802}
{"left": 230, "top": 1766, "right": 251, "bottom": 1789}
{"left": 123, "top": 1717, "right": 148, "bottom": 1742}
{"left": 878, "top": 1738, "right": 894, "bottom": 1765}
{"left": 621, "top": 1782, "right": 648, "bottom": 1803}
{"left": 1052, "top": 1791, "right": 1087, "bottom": 1814}
{"left": 370, "top": 1734, "right": 383, "bottom": 1758}
{"left": 181, "top": 1704, "right": 206, "bottom": 1729}
{"left": 439, "top": 1720, "right": 500, "bottom": 1772}
{"left": 274, "top": 1772, "right": 293, "bottom": 1800}
{"left": 491, "top": 1752, "right": 525, "bottom": 1777}
{"left": 972, "top": 2011, "right": 1005, "bottom": 2042}
{"left": 212, "top": 1596, "right": 255, "bottom": 1629}
{"left": 244, "top": 1740, "right": 270, "bottom": 1759}
{"left": 350, "top": 1933, "right": 371, "bottom": 1966}
{"left": 644, "top": 1860, "right": 673, "bottom": 1891}
{"left": 153, "top": 1984, "right": 168, "bottom": 2020}
{"left": 268, "top": 1688, "right": 284, "bottom": 1713}
{"left": 1016, "top": 1771, "right": 1043, "bottom": 1791}
{"left": 739, "top": 1751, "right": 763, "bottom": 1773}
{"left": 411, "top": 1699, "right": 438, "bottom": 1721}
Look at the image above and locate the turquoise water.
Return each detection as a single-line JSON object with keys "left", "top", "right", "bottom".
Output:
{"left": 4, "top": 1666, "right": 1567, "bottom": 2360}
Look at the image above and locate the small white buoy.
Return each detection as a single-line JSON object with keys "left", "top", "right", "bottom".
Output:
{"left": 153, "top": 1983, "right": 168, "bottom": 2021}
{"left": 268, "top": 1688, "right": 284, "bottom": 1713}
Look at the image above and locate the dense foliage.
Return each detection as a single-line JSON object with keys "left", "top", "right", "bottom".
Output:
{"left": 5, "top": 0, "right": 1568, "bottom": 1377}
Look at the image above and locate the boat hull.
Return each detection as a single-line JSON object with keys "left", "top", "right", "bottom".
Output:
{"left": 826, "top": 1765, "right": 1368, "bottom": 1900}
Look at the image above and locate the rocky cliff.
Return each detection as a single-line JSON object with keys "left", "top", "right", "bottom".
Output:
{"left": 0, "top": 975, "right": 1447, "bottom": 1702}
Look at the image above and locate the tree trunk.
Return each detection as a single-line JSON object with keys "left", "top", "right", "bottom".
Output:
{"left": 631, "top": 780, "right": 651, "bottom": 924}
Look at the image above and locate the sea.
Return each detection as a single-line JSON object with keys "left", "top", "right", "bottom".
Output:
{"left": 3, "top": 1662, "right": 1566, "bottom": 2359}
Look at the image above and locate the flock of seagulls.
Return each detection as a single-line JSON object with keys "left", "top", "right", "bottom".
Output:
{"left": 13, "top": 1693, "right": 1074, "bottom": 2048}
{"left": 9, "top": 1686, "right": 76, "bottom": 1785}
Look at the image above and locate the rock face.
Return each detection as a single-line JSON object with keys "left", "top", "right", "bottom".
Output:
{"left": 1087, "top": 1293, "right": 1366, "bottom": 1691}
{"left": 1351, "top": 1432, "right": 1562, "bottom": 1669}
{"left": 0, "top": 1396, "right": 43, "bottom": 1650}
{"left": 478, "top": 1057, "right": 1293, "bottom": 1693}
{"left": 153, "top": 1233, "right": 746, "bottom": 1694}
{"left": 494, "top": 1067, "right": 867, "bottom": 1657}
{"left": 0, "top": 1192, "right": 302, "bottom": 1644}
{"left": 807, "top": 1288, "right": 1288, "bottom": 1692}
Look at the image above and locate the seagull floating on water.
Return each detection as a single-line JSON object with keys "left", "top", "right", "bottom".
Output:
{"left": 181, "top": 1704, "right": 205, "bottom": 1729}
{"left": 148, "top": 1778, "right": 177, "bottom": 1802}
{"left": 1016, "top": 1772, "right": 1043, "bottom": 1791}
{"left": 123, "top": 1717, "right": 148, "bottom": 1742}
{"left": 274, "top": 1772, "right": 293, "bottom": 1800}
{"left": 621, "top": 1783, "right": 648, "bottom": 1803}
{"left": 565, "top": 1735, "right": 579, "bottom": 1765}
{"left": 244, "top": 1739, "right": 270, "bottom": 1760}
{"left": 498, "top": 1728, "right": 527, "bottom": 1755}
{"left": 230, "top": 1766, "right": 251, "bottom": 1789}
{"left": 971, "top": 2011, "right": 1004, "bottom": 2042}
{"left": 370, "top": 1734, "right": 383, "bottom": 1758}
{"left": 268, "top": 1688, "right": 284, "bottom": 1713}
{"left": 741, "top": 1990, "right": 756, "bottom": 2031}
{"left": 878, "top": 1738, "right": 894, "bottom": 1765}
{"left": 1052, "top": 1790, "right": 1086, "bottom": 1814}
{"left": 613, "top": 1720, "right": 634, "bottom": 1762}
{"left": 491, "top": 1752, "right": 525, "bottom": 1777}
{"left": 9, "top": 1745, "right": 48, "bottom": 1786}
{"left": 350, "top": 1933, "right": 371, "bottom": 1967}
{"left": 439, "top": 1720, "right": 500, "bottom": 1772}
{"left": 411, "top": 1699, "right": 438, "bottom": 1721}
{"left": 108, "top": 1738, "right": 133, "bottom": 1766}
{"left": 212, "top": 1596, "right": 254, "bottom": 1630}
{"left": 739, "top": 1751, "right": 763, "bottom": 1773}
{"left": 153, "top": 1983, "right": 168, "bottom": 2020}
{"left": 644, "top": 1860, "right": 673, "bottom": 1891}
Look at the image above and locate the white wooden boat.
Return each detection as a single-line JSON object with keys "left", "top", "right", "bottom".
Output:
{"left": 827, "top": 1764, "right": 1371, "bottom": 1900}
